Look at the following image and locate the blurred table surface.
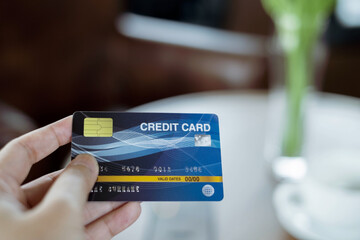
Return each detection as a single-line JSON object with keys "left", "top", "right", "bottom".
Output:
{"left": 113, "top": 90, "right": 360, "bottom": 240}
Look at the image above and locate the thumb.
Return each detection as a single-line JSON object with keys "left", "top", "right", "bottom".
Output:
{"left": 41, "top": 154, "right": 98, "bottom": 210}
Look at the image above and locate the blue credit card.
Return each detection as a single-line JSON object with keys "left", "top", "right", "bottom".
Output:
{"left": 71, "top": 111, "right": 224, "bottom": 201}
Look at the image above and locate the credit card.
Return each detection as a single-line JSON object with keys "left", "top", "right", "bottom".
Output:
{"left": 71, "top": 111, "right": 224, "bottom": 201}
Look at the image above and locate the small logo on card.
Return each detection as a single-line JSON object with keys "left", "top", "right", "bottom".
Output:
{"left": 202, "top": 184, "right": 215, "bottom": 197}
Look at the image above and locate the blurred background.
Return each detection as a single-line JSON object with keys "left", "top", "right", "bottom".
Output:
{"left": 0, "top": 0, "right": 359, "bottom": 182}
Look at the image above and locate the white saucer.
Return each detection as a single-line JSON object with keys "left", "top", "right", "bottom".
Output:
{"left": 273, "top": 183, "right": 360, "bottom": 240}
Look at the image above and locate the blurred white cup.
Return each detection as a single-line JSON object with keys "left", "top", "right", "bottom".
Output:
{"left": 301, "top": 149, "right": 360, "bottom": 228}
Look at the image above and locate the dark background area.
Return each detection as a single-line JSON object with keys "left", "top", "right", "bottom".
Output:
{"left": 0, "top": 0, "right": 359, "bottom": 181}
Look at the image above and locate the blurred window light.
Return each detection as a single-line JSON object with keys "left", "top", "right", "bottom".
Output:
{"left": 116, "top": 13, "right": 265, "bottom": 57}
{"left": 336, "top": 0, "right": 360, "bottom": 28}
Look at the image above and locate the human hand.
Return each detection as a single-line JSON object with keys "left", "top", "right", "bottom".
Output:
{"left": 0, "top": 116, "right": 141, "bottom": 240}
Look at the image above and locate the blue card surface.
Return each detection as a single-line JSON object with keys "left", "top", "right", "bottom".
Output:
{"left": 71, "top": 112, "right": 224, "bottom": 201}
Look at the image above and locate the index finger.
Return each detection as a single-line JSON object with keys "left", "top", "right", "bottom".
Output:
{"left": 0, "top": 116, "right": 72, "bottom": 185}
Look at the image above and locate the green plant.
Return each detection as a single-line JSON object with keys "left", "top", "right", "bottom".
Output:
{"left": 262, "top": 0, "right": 336, "bottom": 156}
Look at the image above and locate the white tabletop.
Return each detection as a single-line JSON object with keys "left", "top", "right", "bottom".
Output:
{"left": 113, "top": 90, "right": 360, "bottom": 240}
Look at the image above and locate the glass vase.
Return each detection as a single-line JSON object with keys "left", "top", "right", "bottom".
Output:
{"left": 265, "top": 39, "right": 326, "bottom": 182}
{"left": 261, "top": 0, "right": 335, "bottom": 182}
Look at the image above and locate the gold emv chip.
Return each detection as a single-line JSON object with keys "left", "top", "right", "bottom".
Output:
{"left": 84, "top": 118, "right": 113, "bottom": 137}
